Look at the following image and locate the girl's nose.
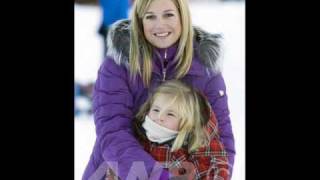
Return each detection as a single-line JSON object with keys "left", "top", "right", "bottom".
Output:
{"left": 157, "top": 114, "right": 165, "bottom": 123}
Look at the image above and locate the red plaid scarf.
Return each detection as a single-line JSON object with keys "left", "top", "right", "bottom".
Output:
{"left": 106, "top": 112, "right": 229, "bottom": 180}
{"left": 141, "top": 112, "right": 230, "bottom": 180}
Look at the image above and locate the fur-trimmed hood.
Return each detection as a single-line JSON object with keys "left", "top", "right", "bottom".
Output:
{"left": 106, "top": 19, "right": 222, "bottom": 73}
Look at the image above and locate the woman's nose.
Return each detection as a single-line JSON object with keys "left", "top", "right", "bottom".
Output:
{"left": 155, "top": 18, "right": 166, "bottom": 27}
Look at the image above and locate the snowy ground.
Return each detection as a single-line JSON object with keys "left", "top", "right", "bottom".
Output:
{"left": 75, "top": 1, "right": 245, "bottom": 180}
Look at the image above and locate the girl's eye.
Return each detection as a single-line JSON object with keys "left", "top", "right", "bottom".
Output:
{"left": 145, "top": 15, "right": 156, "bottom": 20}
{"left": 152, "top": 109, "right": 159, "bottom": 112}
{"left": 168, "top": 113, "right": 176, "bottom": 117}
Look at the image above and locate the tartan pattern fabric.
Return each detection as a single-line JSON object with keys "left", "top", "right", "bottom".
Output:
{"left": 105, "top": 112, "right": 229, "bottom": 180}
{"left": 142, "top": 112, "right": 230, "bottom": 180}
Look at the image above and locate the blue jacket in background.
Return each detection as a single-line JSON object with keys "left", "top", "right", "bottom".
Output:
{"left": 100, "top": 0, "right": 129, "bottom": 27}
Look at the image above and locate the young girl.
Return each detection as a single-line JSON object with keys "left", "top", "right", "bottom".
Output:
{"left": 132, "top": 80, "right": 229, "bottom": 180}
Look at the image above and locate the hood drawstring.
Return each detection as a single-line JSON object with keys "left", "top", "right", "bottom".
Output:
{"left": 162, "top": 49, "right": 168, "bottom": 81}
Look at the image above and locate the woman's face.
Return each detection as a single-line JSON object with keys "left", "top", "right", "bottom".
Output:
{"left": 142, "top": 0, "right": 182, "bottom": 49}
{"left": 148, "top": 94, "right": 181, "bottom": 131}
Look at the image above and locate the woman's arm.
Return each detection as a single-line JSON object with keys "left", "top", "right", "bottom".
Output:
{"left": 93, "top": 57, "right": 166, "bottom": 179}
{"left": 204, "top": 73, "right": 235, "bottom": 176}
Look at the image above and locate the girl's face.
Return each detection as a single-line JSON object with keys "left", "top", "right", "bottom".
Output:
{"left": 142, "top": 0, "right": 182, "bottom": 49}
{"left": 148, "top": 94, "right": 181, "bottom": 131}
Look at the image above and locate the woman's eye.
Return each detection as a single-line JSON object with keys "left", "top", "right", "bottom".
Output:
{"left": 145, "top": 15, "right": 156, "bottom": 20}
{"left": 152, "top": 109, "right": 159, "bottom": 112}
{"left": 164, "top": 13, "right": 174, "bottom": 18}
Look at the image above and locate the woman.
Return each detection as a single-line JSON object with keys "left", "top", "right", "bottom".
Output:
{"left": 83, "top": 0, "right": 235, "bottom": 179}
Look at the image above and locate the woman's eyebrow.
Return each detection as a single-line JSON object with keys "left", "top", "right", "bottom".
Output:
{"left": 145, "top": 9, "right": 175, "bottom": 14}
{"left": 145, "top": 12, "right": 154, "bottom": 15}
{"left": 164, "top": 9, "right": 175, "bottom": 13}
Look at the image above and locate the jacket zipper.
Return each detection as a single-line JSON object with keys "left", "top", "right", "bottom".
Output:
{"left": 162, "top": 49, "right": 168, "bottom": 81}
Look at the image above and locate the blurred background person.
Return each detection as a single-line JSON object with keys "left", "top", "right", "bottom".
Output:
{"left": 98, "top": 0, "right": 132, "bottom": 58}
{"left": 75, "top": 0, "right": 133, "bottom": 117}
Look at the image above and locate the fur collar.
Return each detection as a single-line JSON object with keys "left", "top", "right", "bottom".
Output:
{"left": 106, "top": 19, "right": 222, "bottom": 73}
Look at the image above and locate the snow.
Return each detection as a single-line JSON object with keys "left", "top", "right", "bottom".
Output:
{"left": 75, "top": 1, "right": 245, "bottom": 180}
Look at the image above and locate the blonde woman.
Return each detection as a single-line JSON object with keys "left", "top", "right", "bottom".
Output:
{"left": 83, "top": 0, "right": 235, "bottom": 179}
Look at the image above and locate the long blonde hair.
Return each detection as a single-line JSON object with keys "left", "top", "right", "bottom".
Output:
{"left": 130, "top": 0, "right": 194, "bottom": 87}
{"left": 134, "top": 80, "right": 211, "bottom": 152}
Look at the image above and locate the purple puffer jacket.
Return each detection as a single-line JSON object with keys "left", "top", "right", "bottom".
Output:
{"left": 82, "top": 20, "right": 235, "bottom": 180}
